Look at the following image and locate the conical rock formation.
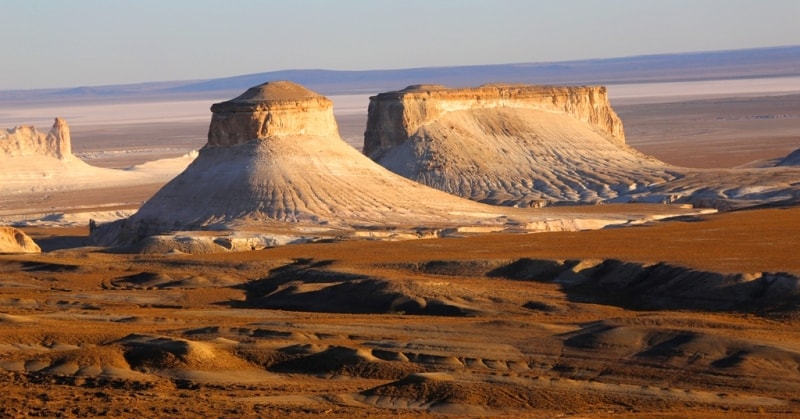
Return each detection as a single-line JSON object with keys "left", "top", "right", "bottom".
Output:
{"left": 91, "top": 81, "right": 708, "bottom": 251}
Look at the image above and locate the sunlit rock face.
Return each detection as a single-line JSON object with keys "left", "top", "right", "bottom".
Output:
{"left": 1, "top": 117, "right": 72, "bottom": 160}
{"left": 363, "top": 83, "right": 625, "bottom": 159}
{"left": 92, "top": 81, "right": 566, "bottom": 248}
{"left": 363, "top": 84, "right": 667, "bottom": 207}
{"left": 363, "top": 83, "right": 800, "bottom": 209}
{"left": 207, "top": 81, "right": 339, "bottom": 146}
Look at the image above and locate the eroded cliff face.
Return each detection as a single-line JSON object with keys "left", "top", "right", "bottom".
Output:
{"left": 363, "top": 84, "right": 624, "bottom": 159}
{"left": 0, "top": 117, "right": 72, "bottom": 160}
{"left": 207, "top": 81, "right": 339, "bottom": 146}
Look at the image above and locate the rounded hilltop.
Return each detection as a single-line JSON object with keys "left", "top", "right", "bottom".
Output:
{"left": 212, "top": 80, "right": 324, "bottom": 107}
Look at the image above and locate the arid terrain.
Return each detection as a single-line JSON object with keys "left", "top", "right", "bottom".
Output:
{"left": 1, "top": 68, "right": 799, "bottom": 418}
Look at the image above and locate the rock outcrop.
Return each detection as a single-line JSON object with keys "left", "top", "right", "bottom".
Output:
{"left": 1, "top": 118, "right": 195, "bottom": 198}
{"left": 91, "top": 81, "right": 709, "bottom": 251}
{"left": 364, "top": 84, "right": 625, "bottom": 160}
{"left": 207, "top": 82, "right": 338, "bottom": 146}
{"left": 364, "top": 84, "right": 673, "bottom": 206}
{"left": 0, "top": 117, "right": 72, "bottom": 159}
{"left": 0, "top": 227, "right": 40, "bottom": 253}
{"left": 364, "top": 84, "right": 800, "bottom": 209}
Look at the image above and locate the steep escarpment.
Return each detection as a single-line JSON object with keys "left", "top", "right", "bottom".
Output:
{"left": 364, "top": 84, "right": 800, "bottom": 208}
{"left": 365, "top": 84, "right": 674, "bottom": 206}
{"left": 207, "top": 81, "right": 338, "bottom": 146}
{"left": 89, "top": 81, "right": 523, "bottom": 247}
{"left": 364, "top": 84, "right": 625, "bottom": 159}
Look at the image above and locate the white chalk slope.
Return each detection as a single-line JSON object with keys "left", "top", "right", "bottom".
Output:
{"left": 377, "top": 107, "right": 677, "bottom": 206}
{"left": 366, "top": 85, "right": 800, "bottom": 208}
{"left": 92, "top": 81, "right": 710, "bottom": 248}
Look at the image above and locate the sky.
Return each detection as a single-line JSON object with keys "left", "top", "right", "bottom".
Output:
{"left": 2, "top": 0, "right": 799, "bottom": 90}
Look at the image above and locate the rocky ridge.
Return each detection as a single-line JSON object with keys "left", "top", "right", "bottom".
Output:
{"left": 0, "top": 117, "right": 72, "bottom": 160}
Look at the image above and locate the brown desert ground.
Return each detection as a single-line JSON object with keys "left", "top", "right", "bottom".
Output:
{"left": 2, "top": 206, "right": 800, "bottom": 417}
{"left": 1, "top": 79, "right": 799, "bottom": 417}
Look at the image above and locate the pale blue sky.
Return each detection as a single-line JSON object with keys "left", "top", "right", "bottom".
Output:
{"left": 2, "top": 0, "right": 798, "bottom": 90}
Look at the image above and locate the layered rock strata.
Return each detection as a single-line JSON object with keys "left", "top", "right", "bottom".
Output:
{"left": 364, "top": 84, "right": 673, "bottom": 206}
{"left": 208, "top": 82, "right": 338, "bottom": 146}
{"left": 91, "top": 81, "right": 708, "bottom": 250}
{"left": 364, "top": 84, "right": 625, "bottom": 159}
{"left": 364, "top": 84, "right": 800, "bottom": 208}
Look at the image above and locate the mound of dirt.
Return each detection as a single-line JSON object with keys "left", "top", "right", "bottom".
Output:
{"left": 238, "top": 261, "right": 481, "bottom": 316}
{"left": 563, "top": 320, "right": 800, "bottom": 382}
{"left": 0, "top": 226, "right": 40, "bottom": 253}
{"left": 270, "top": 345, "right": 420, "bottom": 379}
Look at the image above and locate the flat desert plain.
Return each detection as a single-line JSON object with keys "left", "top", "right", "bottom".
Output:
{"left": 1, "top": 78, "right": 800, "bottom": 417}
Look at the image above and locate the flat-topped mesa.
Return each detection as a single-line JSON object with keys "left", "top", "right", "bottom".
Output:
{"left": 363, "top": 83, "right": 624, "bottom": 159}
{"left": 207, "top": 80, "right": 339, "bottom": 146}
{"left": 0, "top": 117, "right": 72, "bottom": 159}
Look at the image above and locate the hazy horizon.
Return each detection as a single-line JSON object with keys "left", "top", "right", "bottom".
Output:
{"left": 3, "top": 0, "right": 799, "bottom": 90}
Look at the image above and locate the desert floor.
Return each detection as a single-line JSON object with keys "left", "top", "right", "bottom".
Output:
{"left": 1, "top": 79, "right": 800, "bottom": 417}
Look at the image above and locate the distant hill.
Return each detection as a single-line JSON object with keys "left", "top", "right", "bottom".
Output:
{"left": 2, "top": 45, "right": 799, "bottom": 102}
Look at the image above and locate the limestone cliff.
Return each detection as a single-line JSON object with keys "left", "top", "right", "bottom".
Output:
{"left": 207, "top": 81, "right": 339, "bottom": 146}
{"left": 91, "top": 80, "right": 697, "bottom": 251}
{"left": 363, "top": 83, "right": 800, "bottom": 209}
{"left": 92, "top": 81, "right": 527, "bottom": 246}
{"left": 363, "top": 84, "right": 624, "bottom": 159}
{"left": 0, "top": 117, "right": 72, "bottom": 159}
